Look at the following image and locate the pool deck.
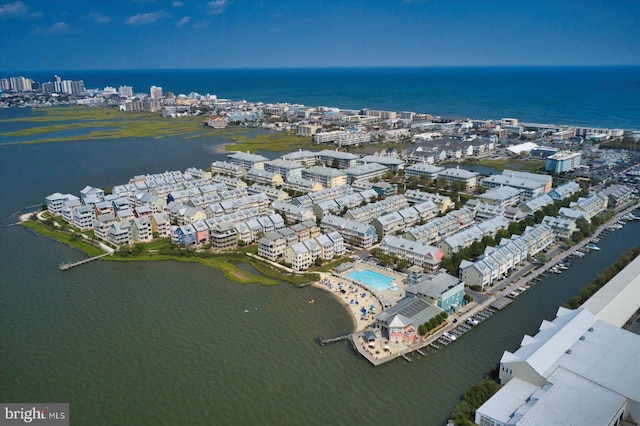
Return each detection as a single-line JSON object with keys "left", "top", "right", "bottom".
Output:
{"left": 339, "top": 261, "right": 406, "bottom": 308}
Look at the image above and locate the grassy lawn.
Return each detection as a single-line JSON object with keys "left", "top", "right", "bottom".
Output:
{"left": 315, "top": 257, "right": 354, "bottom": 272}
{"left": 22, "top": 220, "right": 105, "bottom": 257}
{"left": 22, "top": 219, "right": 317, "bottom": 286}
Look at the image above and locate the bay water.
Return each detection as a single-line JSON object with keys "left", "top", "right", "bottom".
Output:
{"left": 1, "top": 69, "right": 639, "bottom": 425}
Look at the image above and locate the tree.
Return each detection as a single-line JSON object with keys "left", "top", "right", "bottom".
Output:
{"left": 314, "top": 257, "right": 323, "bottom": 267}
{"left": 396, "top": 259, "right": 409, "bottom": 271}
{"left": 535, "top": 252, "right": 548, "bottom": 264}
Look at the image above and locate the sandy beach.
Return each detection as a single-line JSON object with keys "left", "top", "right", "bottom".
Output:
{"left": 313, "top": 272, "right": 382, "bottom": 332}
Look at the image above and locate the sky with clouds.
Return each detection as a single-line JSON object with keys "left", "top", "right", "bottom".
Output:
{"left": 1, "top": 0, "right": 639, "bottom": 72}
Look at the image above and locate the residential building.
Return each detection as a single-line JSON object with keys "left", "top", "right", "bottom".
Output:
{"left": 375, "top": 298, "right": 442, "bottom": 344}
{"left": 72, "top": 205, "right": 96, "bottom": 231}
{"left": 227, "top": 152, "right": 269, "bottom": 170}
{"left": 108, "top": 221, "right": 133, "bottom": 247}
{"left": 358, "top": 155, "right": 405, "bottom": 172}
{"left": 314, "top": 150, "right": 359, "bottom": 169}
{"left": 437, "top": 167, "right": 478, "bottom": 190}
{"left": 45, "top": 193, "right": 80, "bottom": 215}
{"left": 379, "top": 235, "right": 444, "bottom": 272}
{"left": 264, "top": 159, "right": 304, "bottom": 180}
{"left": 302, "top": 166, "right": 347, "bottom": 189}
{"left": 481, "top": 174, "right": 546, "bottom": 200}
{"left": 320, "top": 215, "right": 378, "bottom": 248}
{"left": 258, "top": 231, "right": 287, "bottom": 261}
{"left": 545, "top": 151, "right": 582, "bottom": 173}
{"left": 284, "top": 242, "right": 312, "bottom": 271}
{"left": 345, "top": 163, "right": 389, "bottom": 182}
{"left": 404, "top": 164, "right": 444, "bottom": 182}
{"left": 210, "top": 161, "right": 247, "bottom": 178}
{"left": 132, "top": 216, "right": 153, "bottom": 242}
{"left": 549, "top": 181, "right": 581, "bottom": 201}
{"left": 541, "top": 216, "right": 576, "bottom": 240}
{"left": 280, "top": 149, "right": 317, "bottom": 167}
{"left": 478, "top": 186, "right": 523, "bottom": 209}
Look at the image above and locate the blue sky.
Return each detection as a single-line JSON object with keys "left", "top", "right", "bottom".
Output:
{"left": 1, "top": 0, "right": 639, "bottom": 72}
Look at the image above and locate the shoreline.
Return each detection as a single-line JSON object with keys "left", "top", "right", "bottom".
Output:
{"left": 313, "top": 272, "right": 382, "bottom": 333}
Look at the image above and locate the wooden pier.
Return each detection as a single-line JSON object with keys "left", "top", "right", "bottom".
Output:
{"left": 315, "top": 334, "right": 352, "bottom": 346}
{"left": 59, "top": 252, "right": 111, "bottom": 271}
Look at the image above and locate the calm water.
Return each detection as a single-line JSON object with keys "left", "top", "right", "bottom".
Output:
{"left": 1, "top": 98, "right": 639, "bottom": 425}
{"left": 11, "top": 66, "right": 640, "bottom": 130}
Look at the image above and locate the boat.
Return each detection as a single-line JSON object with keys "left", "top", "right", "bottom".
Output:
{"left": 308, "top": 299, "right": 315, "bottom": 304}
{"left": 587, "top": 243, "right": 601, "bottom": 251}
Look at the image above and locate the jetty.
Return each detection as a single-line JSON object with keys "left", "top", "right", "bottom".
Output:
{"left": 59, "top": 252, "right": 111, "bottom": 271}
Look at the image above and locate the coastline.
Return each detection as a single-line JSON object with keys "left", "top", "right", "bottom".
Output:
{"left": 313, "top": 272, "right": 382, "bottom": 333}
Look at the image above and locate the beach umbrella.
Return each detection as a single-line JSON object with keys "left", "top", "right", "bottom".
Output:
{"left": 361, "top": 307, "right": 367, "bottom": 314}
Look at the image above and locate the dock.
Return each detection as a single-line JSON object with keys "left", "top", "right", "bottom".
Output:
{"left": 315, "top": 334, "right": 352, "bottom": 346}
{"left": 59, "top": 252, "right": 111, "bottom": 271}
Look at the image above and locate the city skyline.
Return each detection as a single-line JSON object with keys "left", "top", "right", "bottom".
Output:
{"left": 1, "top": 0, "right": 639, "bottom": 72}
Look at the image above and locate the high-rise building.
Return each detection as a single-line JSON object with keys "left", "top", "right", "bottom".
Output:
{"left": 150, "top": 85, "right": 163, "bottom": 99}
{"left": 118, "top": 86, "right": 133, "bottom": 97}
{"left": 0, "top": 79, "right": 10, "bottom": 92}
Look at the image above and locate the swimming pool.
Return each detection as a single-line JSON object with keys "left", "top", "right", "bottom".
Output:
{"left": 346, "top": 269, "right": 398, "bottom": 291}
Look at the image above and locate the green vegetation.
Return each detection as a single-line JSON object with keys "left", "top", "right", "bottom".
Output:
{"left": 449, "top": 378, "right": 500, "bottom": 426}
{"left": 21, "top": 217, "right": 318, "bottom": 287}
{"left": 417, "top": 311, "right": 448, "bottom": 336}
{"left": 1, "top": 106, "right": 212, "bottom": 145}
{"left": 223, "top": 130, "right": 315, "bottom": 152}
{"left": 21, "top": 219, "right": 105, "bottom": 257}
{"left": 565, "top": 246, "right": 640, "bottom": 309}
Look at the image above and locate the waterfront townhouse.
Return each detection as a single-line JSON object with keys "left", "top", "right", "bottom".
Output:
{"left": 227, "top": 152, "right": 269, "bottom": 170}
{"left": 569, "top": 193, "right": 608, "bottom": 220}
{"left": 476, "top": 308, "right": 640, "bottom": 426}
{"left": 549, "top": 181, "right": 581, "bottom": 201}
{"left": 344, "top": 163, "right": 389, "bottom": 183}
{"left": 264, "top": 159, "right": 304, "bottom": 181}
{"left": 246, "top": 168, "right": 284, "bottom": 186}
{"left": 290, "top": 223, "right": 310, "bottom": 242}
{"left": 301, "top": 238, "right": 321, "bottom": 261}
{"left": 481, "top": 174, "right": 546, "bottom": 200}
{"left": 132, "top": 216, "right": 153, "bottom": 243}
{"left": 272, "top": 201, "right": 315, "bottom": 224}
{"left": 599, "top": 184, "right": 634, "bottom": 208}
{"left": 72, "top": 205, "right": 96, "bottom": 231}
{"left": 281, "top": 176, "right": 324, "bottom": 193}
{"left": 403, "top": 207, "right": 475, "bottom": 244}
{"left": 93, "top": 213, "right": 117, "bottom": 241}
{"left": 541, "top": 216, "right": 576, "bottom": 240}
{"left": 280, "top": 149, "right": 317, "bottom": 167}
{"left": 186, "top": 194, "right": 222, "bottom": 209}
{"left": 314, "top": 150, "right": 358, "bottom": 169}
{"left": 357, "top": 155, "right": 405, "bottom": 173}
{"left": 112, "top": 184, "right": 136, "bottom": 200}
{"left": 108, "top": 221, "right": 133, "bottom": 247}
{"left": 284, "top": 242, "right": 312, "bottom": 271}
{"left": 258, "top": 231, "right": 287, "bottom": 262}
{"left": 247, "top": 184, "right": 290, "bottom": 203}
{"left": 379, "top": 235, "right": 444, "bottom": 272}
{"left": 459, "top": 258, "right": 494, "bottom": 290}
{"left": 204, "top": 209, "right": 262, "bottom": 232}
{"left": 234, "top": 222, "right": 252, "bottom": 244}
{"left": 210, "top": 161, "right": 247, "bottom": 178}
{"left": 478, "top": 186, "right": 523, "bottom": 209}
{"left": 45, "top": 193, "right": 80, "bottom": 215}
{"left": 326, "top": 231, "right": 345, "bottom": 256}
{"left": 191, "top": 221, "right": 210, "bottom": 245}
{"left": 405, "top": 270, "right": 465, "bottom": 314}
{"left": 558, "top": 207, "right": 590, "bottom": 222}
{"left": 171, "top": 224, "right": 197, "bottom": 246}
{"left": 320, "top": 215, "right": 378, "bottom": 249}
{"left": 278, "top": 227, "right": 299, "bottom": 247}
{"left": 209, "top": 222, "right": 238, "bottom": 251}
{"left": 314, "top": 234, "right": 336, "bottom": 260}
{"left": 301, "top": 166, "right": 347, "bottom": 189}
{"left": 151, "top": 212, "right": 171, "bottom": 238}
{"left": 79, "top": 186, "right": 105, "bottom": 204}
{"left": 404, "top": 189, "right": 454, "bottom": 214}
{"left": 404, "top": 164, "right": 444, "bottom": 182}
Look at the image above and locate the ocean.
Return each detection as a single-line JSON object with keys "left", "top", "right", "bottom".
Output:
{"left": 15, "top": 66, "right": 640, "bottom": 130}
{"left": 1, "top": 68, "right": 639, "bottom": 425}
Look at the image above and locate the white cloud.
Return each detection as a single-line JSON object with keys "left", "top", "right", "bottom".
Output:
{"left": 89, "top": 12, "right": 111, "bottom": 24}
{"left": 35, "top": 21, "right": 71, "bottom": 35}
{"left": 206, "top": 0, "right": 228, "bottom": 15}
{"left": 172, "top": 1, "right": 183, "bottom": 7}
{"left": 0, "top": 0, "right": 27, "bottom": 17}
{"left": 175, "top": 16, "right": 190, "bottom": 27}
{"left": 125, "top": 10, "right": 170, "bottom": 25}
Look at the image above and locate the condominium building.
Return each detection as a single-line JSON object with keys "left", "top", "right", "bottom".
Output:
{"left": 320, "top": 215, "right": 378, "bottom": 248}
{"left": 302, "top": 166, "right": 347, "bottom": 189}
{"left": 545, "top": 151, "right": 582, "bottom": 173}
{"left": 379, "top": 235, "right": 444, "bottom": 272}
